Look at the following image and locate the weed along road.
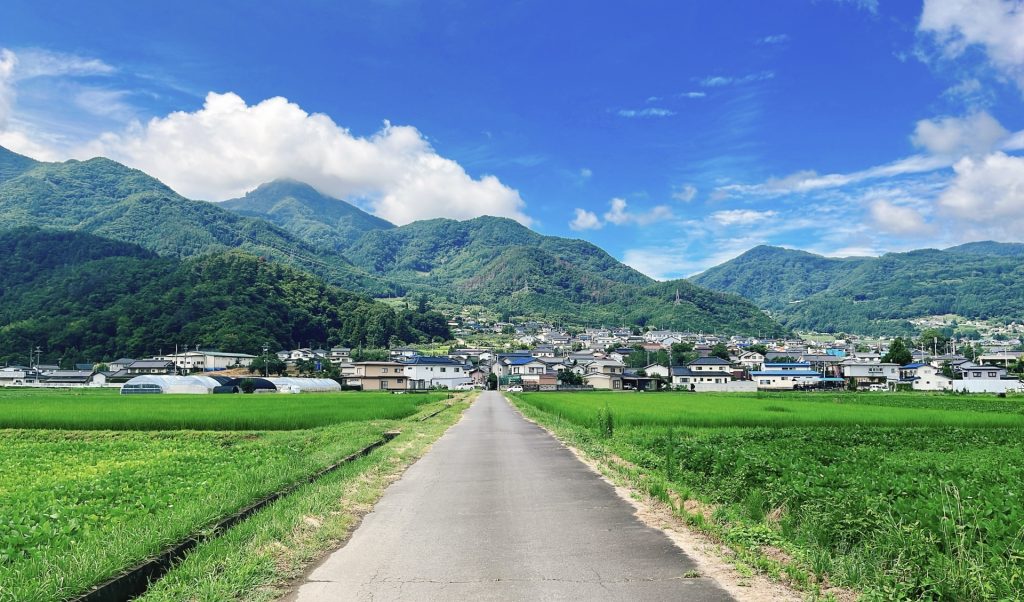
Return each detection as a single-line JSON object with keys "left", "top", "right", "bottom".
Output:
{"left": 288, "top": 391, "right": 734, "bottom": 601}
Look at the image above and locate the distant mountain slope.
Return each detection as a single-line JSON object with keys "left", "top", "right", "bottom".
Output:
{"left": 0, "top": 146, "right": 39, "bottom": 182}
{"left": 0, "top": 152, "right": 392, "bottom": 294}
{"left": 691, "top": 245, "right": 869, "bottom": 311}
{"left": 0, "top": 145, "right": 786, "bottom": 334}
{"left": 692, "top": 244, "right": 1024, "bottom": 335}
{"left": 344, "top": 216, "right": 787, "bottom": 334}
{"left": 0, "top": 228, "right": 448, "bottom": 365}
{"left": 219, "top": 179, "right": 393, "bottom": 252}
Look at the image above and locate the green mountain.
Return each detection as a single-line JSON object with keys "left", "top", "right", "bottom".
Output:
{"left": 0, "top": 154, "right": 393, "bottom": 294}
{"left": 0, "top": 228, "right": 449, "bottom": 366}
{"left": 0, "top": 145, "right": 786, "bottom": 335}
{"left": 691, "top": 244, "right": 1024, "bottom": 335}
{"left": 218, "top": 179, "right": 393, "bottom": 252}
{"left": 0, "top": 146, "right": 38, "bottom": 182}
{"left": 343, "top": 216, "right": 787, "bottom": 334}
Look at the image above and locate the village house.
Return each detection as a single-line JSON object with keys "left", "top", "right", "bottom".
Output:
{"left": 401, "top": 356, "right": 472, "bottom": 390}
{"left": 583, "top": 359, "right": 624, "bottom": 390}
{"left": 841, "top": 360, "right": 899, "bottom": 388}
{"left": 347, "top": 361, "right": 409, "bottom": 391}
{"left": 899, "top": 363, "right": 953, "bottom": 391}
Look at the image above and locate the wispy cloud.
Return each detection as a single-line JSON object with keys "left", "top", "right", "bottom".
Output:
{"left": 710, "top": 209, "right": 777, "bottom": 226}
{"left": 672, "top": 184, "right": 697, "bottom": 202}
{"left": 604, "top": 197, "right": 674, "bottom": 225}
{"left": 617, "top": 107, "right": 676, "bottom": 118}
{"left": 700, "top": 71, "right": 775, "bottom": 87}
{"left": 757, "top": 34, "right": 789, "bottom": 45}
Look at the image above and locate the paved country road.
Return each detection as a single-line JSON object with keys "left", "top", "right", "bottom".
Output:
{"left": 287, "top": 391, "right": 734, "bottom": 601}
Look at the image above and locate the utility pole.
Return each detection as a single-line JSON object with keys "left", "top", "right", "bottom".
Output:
{"left": 263, "top": 344, "right": 269, "bottom": 378}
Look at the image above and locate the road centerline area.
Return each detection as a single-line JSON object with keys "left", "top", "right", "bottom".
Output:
{"left": 288, "top": 391, "right": 733, "bottom": 601}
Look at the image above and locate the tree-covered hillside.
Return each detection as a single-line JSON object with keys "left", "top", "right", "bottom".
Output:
{"left": 343, "top": 216, "right": 787, "bottom": 334}
{"left": 0, "top": 228, "right": 449, "bottom": 366}
{"left": 218, "top": 179, "right": 394, "bottom": 252}
{"left": 691, "top": 244, "right": 1024, "bottom": 335}
{"left": 0, "top": 146, "right": 788, "bottom": 334}
{"left": 0, "top": 154, "right": 394, "bottom": 295}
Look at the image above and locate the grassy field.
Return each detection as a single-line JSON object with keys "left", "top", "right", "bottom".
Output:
{"left": 0, "top": 389, "right": 453, "bottom": 602}
{"left": 512, "top": 391, "right": 1024, "bottom": 601}
{"left": 0, "top": 389, "right": 447, "bottom": 430}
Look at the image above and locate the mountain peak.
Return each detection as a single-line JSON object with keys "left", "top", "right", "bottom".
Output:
{"left": 219, "top": 179, "right": 394, "bottom": 251}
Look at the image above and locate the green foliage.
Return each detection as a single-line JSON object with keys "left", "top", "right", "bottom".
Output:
{"left": 883, "top": 337, "right": 913, "bottom": 366}
{"left": 711, "top": 342, "right": 730, "bottom": 361}
{"left": 0, "top": 229, "right": 450, "bottom": 364}
{"left": 557, "top": 369, "right": 583, "bottom": 385}
{"left": 693, "top": 244, "right": 1024, "bottom": 335}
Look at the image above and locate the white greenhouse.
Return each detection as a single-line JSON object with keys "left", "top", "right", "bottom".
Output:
{"left": 120, "top": 375, "right": 221, "bottom": 395}
{"left": 265, "top": 377, "right": 342, "bottom": 393}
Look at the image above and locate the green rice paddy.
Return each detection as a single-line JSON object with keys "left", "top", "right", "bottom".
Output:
{"left": 0, "top": 388, "right": 449, "bottom": 602}
{"left": 513, "top": 391, "right": 1024, "bottom": 601}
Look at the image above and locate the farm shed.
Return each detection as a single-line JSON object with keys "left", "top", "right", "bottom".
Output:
{"left": 265, "top": 377, "right": 342, "bottom": 393}
{"left": 120, "top": 375, "right": 221, "bottom": 394}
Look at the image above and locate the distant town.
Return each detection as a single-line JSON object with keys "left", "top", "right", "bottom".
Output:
{"left": 3, "top": 320, "right": 1022, "bottom": 395}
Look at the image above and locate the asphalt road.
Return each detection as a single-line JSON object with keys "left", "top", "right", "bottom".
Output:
{"left": 288, "top": 391, "right": 734, "bottom": 601}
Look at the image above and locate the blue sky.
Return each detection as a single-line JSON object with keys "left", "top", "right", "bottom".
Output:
{"left": 1, "top": 0, "right": 1023, "bottom": 279}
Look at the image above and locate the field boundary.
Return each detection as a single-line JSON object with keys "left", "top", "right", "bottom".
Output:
{"left": 69, "top": 432, "right": 400, "bottom": 602}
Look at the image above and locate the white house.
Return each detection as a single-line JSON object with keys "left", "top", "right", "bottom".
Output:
{"left": 841, "top": 361, "right": 899, "bottom": 387}
{"left": 401, "top": 356, "right": 471, "bottom": 389}
{"left": 642, "top": 364, "right": 669, "bottom": 378}
{"left": 159, "top": 351, "right": 257, "bottom": 372}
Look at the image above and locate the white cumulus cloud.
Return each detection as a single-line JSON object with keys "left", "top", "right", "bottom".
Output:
{"left": 911, "top": 111, "right": 1009, "bottom": 156}
{"left": 0, "top": 49, "right": 15, "bottom": 128}
{"left": 869, "top": 199, "right": 934, "bottom": 235}
{"left": 569, "top": 208, "right": 602, "bottom": 231}
{"left": 919, "top": 0, "right": 1024, "bottom": 92}
{"left": 79, "top": 92, "right": 532, "bottom": 225}
{"left": 937, "top": 152, "right": 1024, "bottom": 239}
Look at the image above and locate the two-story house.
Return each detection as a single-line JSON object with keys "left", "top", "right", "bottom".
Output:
{"left": 347, "top": 361, "right": 409, "bottom": 391}
{"left": 401, "top": 356, "right": 472, "bottom": 390}
{"left": 583, "top": 359, "right": 624, "bottom": 390}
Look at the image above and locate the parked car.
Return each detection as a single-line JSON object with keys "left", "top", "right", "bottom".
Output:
{"left": 507, "top": 385, "right": 523, "bottom": 392}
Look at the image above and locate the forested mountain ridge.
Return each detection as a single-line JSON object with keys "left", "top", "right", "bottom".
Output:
{"left": 691, "top": 244, "right": 1024, "bottom": 335}
{"left": 0, "top": 228, "right": 449, "bottom": 366}
{"left": 0, "top": 145, "right": 787, "bottom": 335}
{"left": 342, "top": 216, "right": 786, "bottom": 334}
{"left": 218, "top": 179, "right": 394, "bottom": 252}
{"left": 0, "top": 152, "right": 395, "bottom": 295}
